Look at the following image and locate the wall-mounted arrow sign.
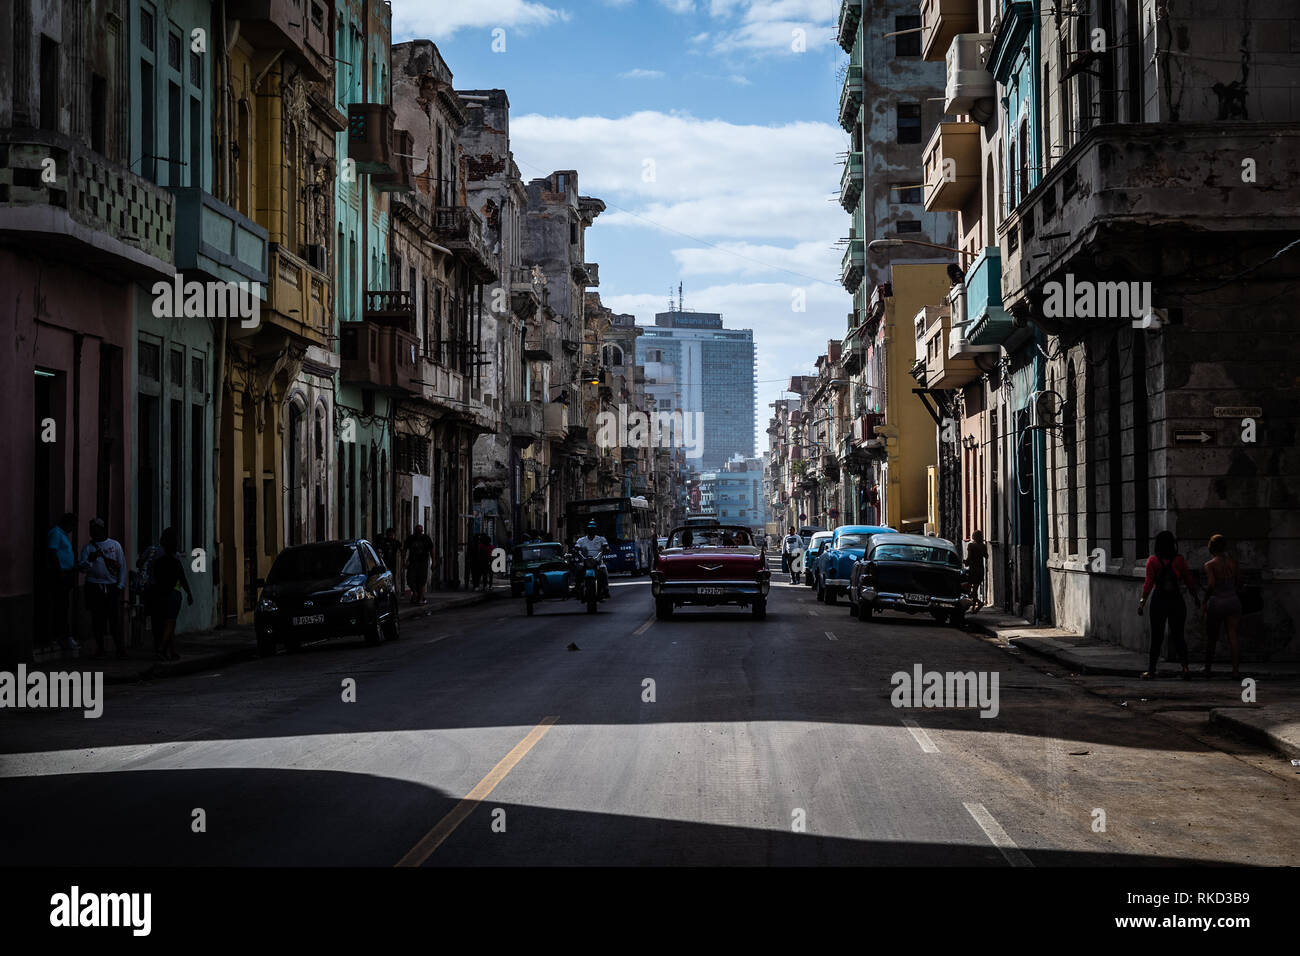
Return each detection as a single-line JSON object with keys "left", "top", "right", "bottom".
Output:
{"left": 1173, "top": 429, "right": 1214, "bottom": 445}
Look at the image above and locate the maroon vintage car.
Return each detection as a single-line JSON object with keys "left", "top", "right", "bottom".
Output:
{"left": 650, "top": 524, "right": 771, "bottom": 620}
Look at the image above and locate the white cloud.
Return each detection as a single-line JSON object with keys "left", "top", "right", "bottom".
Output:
{"left": 700, "top": 0, "right": 840, "bottom": 55}
{"left": 660, "top": 0, "right": 696, "bottom": 13}
{"left": 390, "top": 0, "right": 568, "bottom": 41}
{"left": 618, "top": 68, "right": 667, "bottom": 79}
{"left": 510, "top": 111, "right": 846, "bottom": 242}
{"left": 669, "top": 240, "right": 837, "bottom": 280}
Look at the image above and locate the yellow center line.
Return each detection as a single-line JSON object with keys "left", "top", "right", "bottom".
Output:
{"left": 395, "top": 716, "right": 559, "bottom": 867}
{"left": 632, "top": 614, "right": 655, "bottom": 635}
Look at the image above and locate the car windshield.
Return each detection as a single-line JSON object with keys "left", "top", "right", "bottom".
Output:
{"left": 870, "top": 544, "right": 961, "bottom": 567}
{"left": 267, "top": 544, "right": 362, "bottom": 582}
{"left": 668, "top": 528, "right": 752, "bottom": 548}
{"left": 835, "top": 534, "right": 871, "bottom": 549}
{"left": 516, "top": 544, "right": 565, "bottom": 563}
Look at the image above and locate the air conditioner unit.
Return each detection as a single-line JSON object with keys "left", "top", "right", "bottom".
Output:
{"left": 944, "top": 33, "right": 995, "bottom": 116}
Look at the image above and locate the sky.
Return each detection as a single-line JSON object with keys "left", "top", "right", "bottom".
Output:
{"left": 391, "top": 0, "right": 851, "bottom": 454}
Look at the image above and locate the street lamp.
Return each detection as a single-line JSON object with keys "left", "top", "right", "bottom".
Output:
{"left": 868, "top": 237, "right": 976, "bottom": 263}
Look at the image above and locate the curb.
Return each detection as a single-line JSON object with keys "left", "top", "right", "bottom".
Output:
{"left": 1209, "top": 707, "right": 1300, "bottom": 760}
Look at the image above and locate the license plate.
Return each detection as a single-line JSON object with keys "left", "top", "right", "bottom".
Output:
{"left": 904, "top": 593, "right": 929, "bottom": 605}
{"left": 292, "top": 614, "right": 325, "bottom": 626}
{"left": 696, "top": 587, "right": 726, "bottom": 595}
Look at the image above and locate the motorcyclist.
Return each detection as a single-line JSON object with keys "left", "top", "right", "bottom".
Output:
{"left": 573, "top": 520, "right": 612, "bottom": 599}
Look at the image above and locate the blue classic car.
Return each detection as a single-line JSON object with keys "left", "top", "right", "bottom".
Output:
{"left": 814, "top": 524, "right": 895, "bottom": 604}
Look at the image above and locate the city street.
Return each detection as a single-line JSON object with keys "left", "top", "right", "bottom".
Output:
{"left": 4, "top": 566, "right": 1297, "bottom": 867}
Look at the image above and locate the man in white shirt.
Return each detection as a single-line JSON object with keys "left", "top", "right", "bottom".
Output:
{"left": 781, "top": 527, "right": 802, "bottom": 576}
{"left": 78, "top": 517, "right": 128, "bottom": 659}
{"left": 574, "top": 521, "right": 611, "bottom": 598}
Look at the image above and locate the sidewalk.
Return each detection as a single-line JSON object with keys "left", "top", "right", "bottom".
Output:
{"left": 29, "top": 584, "right": 503, "bottom": 685}
{"left": 967, "top": 607, "right": 1300, "bottom": 761}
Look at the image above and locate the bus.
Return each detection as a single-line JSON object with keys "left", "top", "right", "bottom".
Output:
{"left": 566, "top": 497, "right": 656, "bottom": 575}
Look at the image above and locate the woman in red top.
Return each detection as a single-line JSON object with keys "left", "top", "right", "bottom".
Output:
{"left": 1137, "top": 531, "right": 1200, "bottom": 679}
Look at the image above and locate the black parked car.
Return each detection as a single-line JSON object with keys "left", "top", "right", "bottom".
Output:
{"left": 848, "top": 533, "right": 971, "bottom": 626}
{"left": 255, "top": 540, "right": 400, "bottom": 655}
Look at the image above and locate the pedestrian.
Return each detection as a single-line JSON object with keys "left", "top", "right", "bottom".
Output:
{"left": 467, "top": 534, "right": 483, "bottom": 589}
{"left": 1137, "top": 530, "right": 1198, "bottom": 680}
{"left": 1201, "top": 534, "right": 1244, "bottom": 680}
{"left": 145, "top": 527, "right": 193, "bottom": 662}
{"left": 781, "top": 526, "right": 799, "bottom": 576}
{"left": 403, "top": 524, "right": 434, "bottom": 604}
{"left": 478, "top": 533, "right": 495, "bottom": 589}
{"left": 77, "top": 517, "right": 128, "bottom": 659}
{"left": 45, "top": 512, "right": 78, "bottom": 658}
{"left": 965, "top": 530, "right": 988, "bottom": 608}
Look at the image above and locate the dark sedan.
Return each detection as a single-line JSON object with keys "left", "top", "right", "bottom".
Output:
{"left": 848, "top": 533, "right": 971, "bottom": 626}
{"left": 254, "top": 540, "right": 400, "bottom": 655}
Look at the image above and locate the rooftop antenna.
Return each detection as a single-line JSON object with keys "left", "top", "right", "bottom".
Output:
{"left": 678, "top": 282, "right": 683, "bottom": 312}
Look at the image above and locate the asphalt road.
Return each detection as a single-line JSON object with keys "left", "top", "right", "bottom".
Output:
{"left": 2, "top": 566, "right": 1298, "bottom": 866}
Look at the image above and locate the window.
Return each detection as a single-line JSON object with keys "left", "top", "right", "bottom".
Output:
{"left": 189, "top": 97, "right": 201, "bottom": 187}
{"left": 895, "top": 185, "right": 923, "bottom": 204}
{"left": 168, "top": 81, "right": 181, "bottom": 185}
{"left": 140, "top": 61, "right": 156, "bottom": 181}
{"left": 897, "top": 104, "right": 922, "bottom": 144}
{"left": 191, "top": 404, "right": 204, "bottom": 547}
{"left": 168, "top": 30, "right": 181, "bottom": 70}
{"left": 90, "top": 73, "right": 107, "bottom": 153}
{"left": 896, "top": 220, "right": 923, "bottom": 234}
{"left": 138, "top": 341, "right": 161, "bottom": 380}
{"left": 169, "top": 348, "right": 184, "bottom": 386}
{"left": 140, "top": 4, "right": 155, "bottom": 51}
{"left": 191, "top": 355, "right": 205, "bottom": 392}
{"left": 39, "top": 36, "right": 59, "bottom": 132}
{"left": 190, "top": 50, "right": 203, "bottom": 88}
{"left": 895, "top": 15, "right": 921, "bottom": 56}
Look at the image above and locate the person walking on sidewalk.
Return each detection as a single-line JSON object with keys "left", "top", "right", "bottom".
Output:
{"left": 403, "top": 525, "right": 433, "bottom": 604}
{"left": 1137, "top": 530, "right": 1199, "bottom": 680}
{"left": 1202, "top": 534, "right": 1244, "bottom": 680}
{"left": 146, "top": 528, "right": 193, "bottom": 661}
{"left": 477, "top": 534, "right": 495, "bottom": 590}
{"left": 77, "top": 518, "right": 128, "bottom": 660}
{"left": 379, "top": 527, "right": 401, "bottom": 584}
{"left": 46, "top": 512, "right": 79, "bottom": 658}
{"left": 964, "top": 530, "right": 988, "bottom": 610}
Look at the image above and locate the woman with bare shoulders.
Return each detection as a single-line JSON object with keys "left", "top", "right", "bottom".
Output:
{"left": 1201, "top": 534, "right": 1243, "bottom": 680}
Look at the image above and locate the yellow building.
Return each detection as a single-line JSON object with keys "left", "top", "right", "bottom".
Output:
{"left": 872, "top": 262, "right": 952, "bottom": 534}
{"left": 215, "top": 7, "right": 337, "bottom": 622}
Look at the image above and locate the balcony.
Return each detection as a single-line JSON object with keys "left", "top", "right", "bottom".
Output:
{"left": 921, "top": 0, "right": 979, "bottom": 63}
{"left": 510, "top": 266, "right": 543, "bottom": 318}
{"left": 543, "top": 402, "right": 569, "bottom": 440}
{"left": 922, "top": 121, "right": 980, "bottom": 212}
{"left": 839, "top": 151, "right": 864, "bottom": 212}
{"left": 507, "top": 399, "right": 544, "bottom": 444}
{"left": 837, "top": 63, "right": 863, "bottom": 132}
{"left": 340, "top": 320, "right": 420, "bottom": 395}
{"left": 227, "top": 0, "right": 330, "bottom": 82}
{"left": 920, "top": 305, "right": 983, "bottom": 389}
{"left": 961, "top": 246, "right": 1014, "bottom": 347}
{"left": 584, "top": 262, "right": 599, "bottom": 287}
{"left": 374, "top": 129, "right": 414, "bottom": 193}
{"left": 0, "top": 130, "right": 173, "bottom": 280}
{"left": 836, "top": 0, "right": 862, "bottom": 53}
{"left": 251, "top": 243, "right": 330, "bottom": 349}
{"left": 944, "top": 34, "right": 995, "bottom": 115}
{"left": 347, "top": 103, "right": 396, "bottom": 175}
{"left": 840, "top": 237, "right": 865, "bottom": 291}
{"left": 171, "top": 187, "right": 268, "bottom": 286}
{"left": 999, "top": 123, "right": 1300, "bottom": 312}
{"left": 523, "top": 321, "right": 557, "bottom": 360}
{"left": 433, "top": 205, "right": 497, "bottom": 282}
{"left": 363, "top": 290, "right": 414, "bottom": 331}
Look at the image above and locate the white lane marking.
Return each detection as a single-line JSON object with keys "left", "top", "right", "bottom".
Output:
{"left": 901, "top": 718, "right": 939, "bottom": 754}
{"left": 825, "top": 631, "right": 837, "bottom": 641}
{"left": 963, "top": 802, "right": 1033, "bottom": 867}
{"left": 809, "top": 609, "right": 820, "bottom": 616}
{"left": 423, "top": 633, "right": 451, "bottom": 645}
{"left": 632, "top": 616, "right": 654, "bottom": 636}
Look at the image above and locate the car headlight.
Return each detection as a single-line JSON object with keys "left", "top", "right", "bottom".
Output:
{"left": 258, "top": 597, "right": 278, "bottom": 612}
{"left": 340, "top": 585, "right": 368, "bottom": 604}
